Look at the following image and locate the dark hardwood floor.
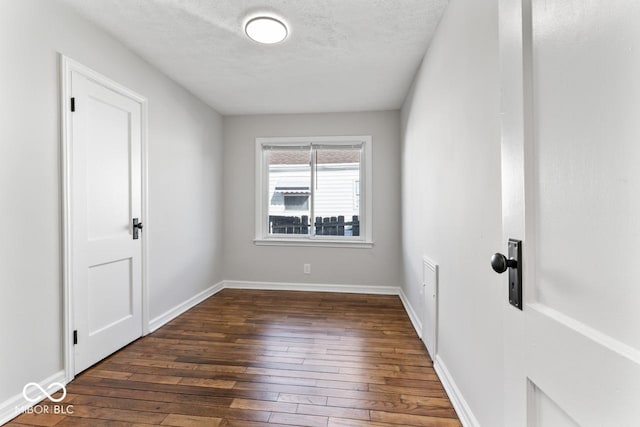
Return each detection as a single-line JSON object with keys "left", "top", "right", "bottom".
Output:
{"left": 9, "top": 289, "right": 461, "bottom": 426}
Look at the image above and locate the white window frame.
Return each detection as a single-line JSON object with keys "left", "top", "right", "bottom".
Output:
{"left": 254, "top": 135, "right": 373, "bottom": 248}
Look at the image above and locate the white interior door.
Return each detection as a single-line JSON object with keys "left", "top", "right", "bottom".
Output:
{"left": 70, "top": 67, "right": 144, "bottom": 374}
{"left": 500, "top": 1, "right": 640, "bottom": 426}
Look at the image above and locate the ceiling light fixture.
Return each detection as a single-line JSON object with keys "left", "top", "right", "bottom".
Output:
{"left": 245, "top": 16, "right": 288, "bottom": 44}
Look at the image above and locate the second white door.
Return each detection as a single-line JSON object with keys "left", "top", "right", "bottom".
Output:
{"left": 68, "top": 62, "right": 144, "bottom": 374}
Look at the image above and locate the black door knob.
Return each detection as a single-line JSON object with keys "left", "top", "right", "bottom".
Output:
{"left": 134, "top": 222, "right": 143, "bottom": 229}
{"left": 491, "top": 253, "right": 517, "bottom": 273}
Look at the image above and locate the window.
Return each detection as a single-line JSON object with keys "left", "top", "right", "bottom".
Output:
{"left": 255, "top": 136, "right": 373, "bottom": 247}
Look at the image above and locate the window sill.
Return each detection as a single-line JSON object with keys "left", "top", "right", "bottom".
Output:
{"left": 254, "top": 238, "right": 374, "bottom": 249}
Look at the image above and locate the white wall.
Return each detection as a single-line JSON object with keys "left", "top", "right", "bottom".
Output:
{"left": 0, "top": 0, "right": 224, "bottom": 406}
{"left": 223, "top": 112, "right": 402, "bottom": 287}
{"left": 400, "top": 0, "right": 504, "bottom": 425}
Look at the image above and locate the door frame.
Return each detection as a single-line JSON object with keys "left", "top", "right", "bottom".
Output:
{"left": 60, "top": 55, "right": 150, "bottom": 383}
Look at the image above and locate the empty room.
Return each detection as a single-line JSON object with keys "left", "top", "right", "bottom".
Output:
{"left": 1, "top": 0, "right": 638, "bottom": 426}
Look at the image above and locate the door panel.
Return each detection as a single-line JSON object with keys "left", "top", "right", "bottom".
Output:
{"left": 71, "top": 70, "right": 143, "bottom": 374}
{"left": 86, "top": 97, "right": 132, "bottom": 240}
{"left": 532, "top": 0, "right": 640, "bottom": 349}
{"left": 500, "top": 0, "right": 640, "bottom": 425}
{"left": 529, "top": 383, "right": 579, "bottom": 427}
{"left": 526, "top": 303, "right": 640, "bottom": 425}
{"left": 88, "top": 258, "right": 133, "bottom": 334}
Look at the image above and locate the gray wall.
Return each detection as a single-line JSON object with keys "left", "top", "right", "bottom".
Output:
{"left": 0, "top": 0, "right": 224, "bottom": 404}
{"left": 223, "top": 112, "right": 402, "bottom": 287}
{"left": 400, "top": 0, "right": 504, "bottom": 425}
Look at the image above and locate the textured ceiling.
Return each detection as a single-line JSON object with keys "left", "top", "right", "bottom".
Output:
{"left": 60, "top": 0, "right": 448, "bottom": 115}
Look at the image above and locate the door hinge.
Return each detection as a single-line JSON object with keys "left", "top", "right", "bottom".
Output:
{"left": 73, "top": 330, "right": 78, "bottom": 345}
{"left": 70, "top": 97, "right": 75, "bottom": 112}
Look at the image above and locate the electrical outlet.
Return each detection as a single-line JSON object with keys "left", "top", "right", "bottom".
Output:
{"left": 304, "top": 264, "right": 311, "bottom": 274}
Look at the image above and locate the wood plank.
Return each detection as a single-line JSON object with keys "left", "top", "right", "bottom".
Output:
{"left": 326, "top": 396, "right": 458, "bottom": 418}
{"left": 61, "top": 406, "right": 167, "bottom": 424}
{"left": 229, "top": 398, "right": 297, "bottom": 413}
{"left": 85, "top": 369, "right": 134, "bottom": 380}
{"left": 370, "top": 411, "right": 462, "bottom": 426}
{"left": 7, "top": 413, "right": 65, "bottom": 426}
{"left": 327, "top": 418, "right": 396, "bottom": 427}
{"left": 129, "top": 373, "right": 183, "bottom": 385}
{"left": 277, "top": 393, "right": 328, "bottom": 405}
{"left": 296, "top": 403, "right": 369, "bottom": 420}
{"left": 69, "top": 394, "right": 231, "bottom": 417}
{"left": 268, "top": 412, "right": 328, "bottom": 427}
{"left": 178, "top": 378, "right": 236, "bottom": 389}
{"left": 161, "top": 413, "right": 223, "bottom": 426}
{"left": 56, "top": 418, "right": 158, "bottom": 427}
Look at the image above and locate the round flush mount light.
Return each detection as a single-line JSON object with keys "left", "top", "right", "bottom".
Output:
{"left": 245, "top": 16, "right": 288, "bottom": 44}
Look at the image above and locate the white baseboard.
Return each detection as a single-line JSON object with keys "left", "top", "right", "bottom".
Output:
{"left": 0, "top": 370, "right": 67, "bottom": 426}
{"left": 434, "top": 355, "right": 480, "bottom": 427}
{"left": 222, "top": 280, "right": 400, "bottom": 295}
{"left": 398, "top": 287, "right": 422, "bottom": 338}
{"left": 148, "top": 281, "right": 225, "bottom": 332}
{"left": 398, "top": 287, "right": 475, "bottom": 427}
